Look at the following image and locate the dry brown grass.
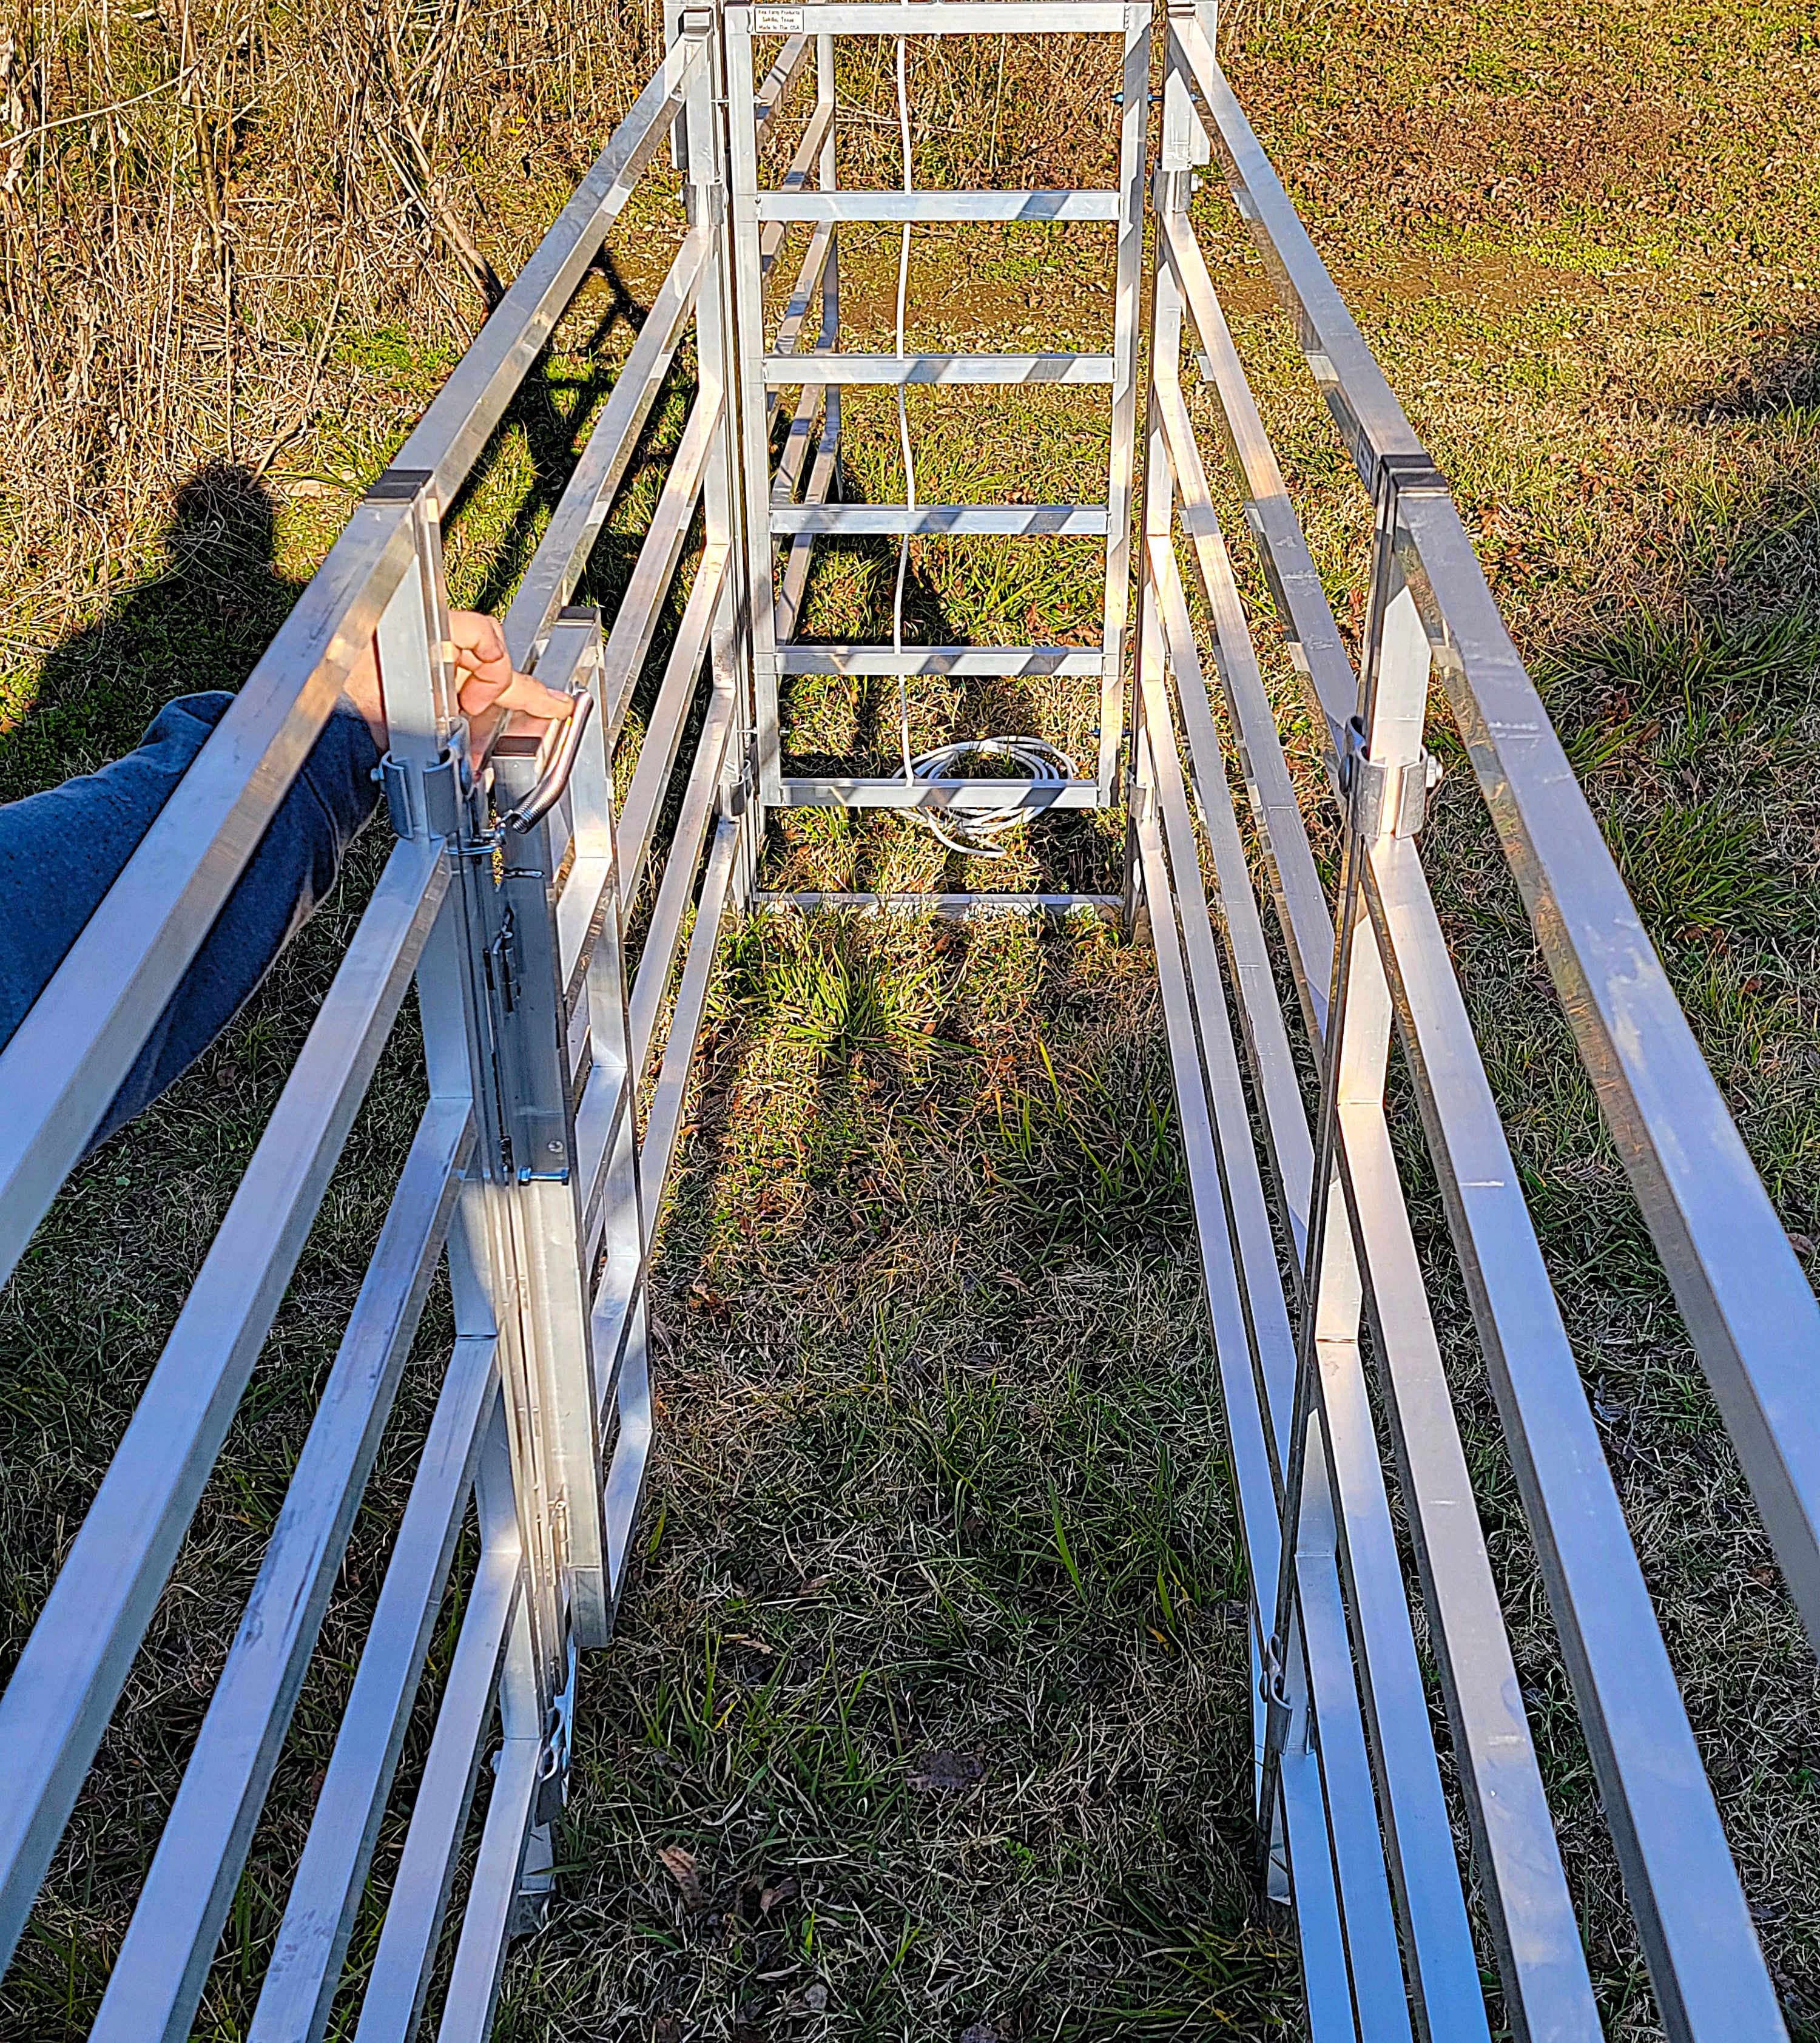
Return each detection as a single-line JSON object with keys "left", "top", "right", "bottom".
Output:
{"left": 0, "top": 0, "right": 658, "bottom": 707}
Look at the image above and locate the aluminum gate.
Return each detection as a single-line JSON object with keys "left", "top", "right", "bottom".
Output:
{"left": 1, "top": 5, "right": 1817, "bottom": 2039}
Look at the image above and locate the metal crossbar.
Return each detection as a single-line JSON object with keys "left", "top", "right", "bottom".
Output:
{"left": 0, "top": 4, "right": 1816, "bottom": 2037}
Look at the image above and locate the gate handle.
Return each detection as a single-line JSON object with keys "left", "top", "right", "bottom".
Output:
{"left": 499, "top": 687, "right": 596, "bottom": 834}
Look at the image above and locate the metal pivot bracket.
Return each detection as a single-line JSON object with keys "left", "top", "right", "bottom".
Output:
{"left": 374, "top": 741, "right": 470, "bottom": 842}
{"left": 1258, "top": 1634, "right": 1294, "bottom": 1766}
{"left": 1152, "top": 166, "right": 1193, "bottom": 215}
{"left": 1338, "top": 715, "right": 1443, "bottom": 841}
{"left": 533, "top": 1641, "right": 578, "bottom": 1829}
{"left": 485, "top": 756, "right": 578, "bottom": 1183}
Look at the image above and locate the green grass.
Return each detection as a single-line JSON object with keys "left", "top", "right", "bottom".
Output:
{"left": 4, "top": 0, "right": 1820, "bottom": 2036}
{"left": 494, "top": 913, "right": 1298, "bottom": 2038}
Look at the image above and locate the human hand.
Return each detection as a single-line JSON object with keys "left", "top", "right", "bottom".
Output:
{"left": 446, "top": 610, "right": 577, "bottom": 758}
{"left": 343, "top": 608, "right": 578, "bottom": 760}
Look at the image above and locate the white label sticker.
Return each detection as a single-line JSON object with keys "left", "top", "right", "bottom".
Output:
{"left": 754, "top": 5, "right": 803, "bottom": 29}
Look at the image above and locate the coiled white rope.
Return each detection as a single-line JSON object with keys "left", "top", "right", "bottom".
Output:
{"left": 888, "top": 39, "right": 1076, "bottom": 862}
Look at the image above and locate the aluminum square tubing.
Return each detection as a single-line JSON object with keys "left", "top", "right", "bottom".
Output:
{"left": 1154, "top": 328, "right": 1768, "bottom": 2025}
{"left": 762, "top": 352, "right": 1114, "bottom": 383}
{"left": 781, "top": 645, "right": 1105, "bottom": 675}
{"left": 431, "top": 1727, "right": 544, "bottom": 2043}
{"left": 1164, "top": 18, "right": 1416, "bottom": 492}
{"left": 1403, "top": 483, "right": 1820, "bottom": 1655}
{"left": 732, "top": 2, "right": 1129, "bottom": 32}
{"left": 0, "top": 489, "right": 417, "bottom": 1285}
{"left": 1361, "top": 831, "right": 1785, "bottom": 2043}
{"left": 347, "top": 1538, "right": 525, "bottom": 2043}
{"left": 0, "top": 832, "right": 450, "bottom": 1981}
{"left": 615, "top": 541, "right": 733, "bottom": 910}
{"left": 248, "top": 1340, "right": 501, "bottom": 2043}
{"left": 728, "top": 0, "right": 1146, "bottom": 809}
{"left": 1100, "top": 1, "right": 1148, "bottom": 791}
{"left": 778, "top": 774, "right": 1099, "bottom": 808}
{"left": 1151, "top": 377, "right": 1333, "bottom": 1036}
{"left": 1156, "top": 207, "right": 1353, "bottom": 752}
{"left": 90, "top": 1099, "right": 476, "bottom": 2043}
{"left": 502, "top": 229, "right": 709, "bottom": 667}
{"left": 1149, "top": 534, "right": 1597, "bottom": 2041}
{"left": 393, "top": 33, "right": 706, "bottom": 507}
{"left": 1174, "top": 10, "right": 1820, "bottom": 1664}
{"left": 728, "top": 19, "right": 783, "bottom": 799}
{"left": 772, "top": 502, "right": 1108, "bottom": 534}
{"left": 1138, "top": 629, "right": 1484, "bottom": 2039}
{"left": 1127, "top": 777, "right": 1370, "bottom": 2042}
{"left": 598, "top": 383, "right": 728, "bottom": 743}
{"left": 757, "top": 189, "right": 1119, "bottom": 221}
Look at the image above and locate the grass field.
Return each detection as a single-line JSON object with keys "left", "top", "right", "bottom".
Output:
{"left": 2, "top": 0, "right": 1820, "bottom": 2036}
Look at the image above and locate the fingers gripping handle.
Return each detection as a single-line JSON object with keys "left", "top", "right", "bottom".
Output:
{"left": 498, "top": 686, "right": 596, "bottom": 836}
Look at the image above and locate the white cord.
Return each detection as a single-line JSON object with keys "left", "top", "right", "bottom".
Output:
{"left": 888, "top": 40, "right": 1073, "bottom": 862}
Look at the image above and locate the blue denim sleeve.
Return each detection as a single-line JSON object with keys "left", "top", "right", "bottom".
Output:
{"left": 0, "top": 693, "right": 380, "bottom": 1151}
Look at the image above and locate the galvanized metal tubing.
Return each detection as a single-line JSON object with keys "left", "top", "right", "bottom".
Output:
{"left": 2, "top": 6, "right": 1817, "bottom": 2041}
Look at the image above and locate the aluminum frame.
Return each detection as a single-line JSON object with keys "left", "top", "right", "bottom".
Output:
{"left": 2, "top": 8, "right": 1816, "bottom": 2040}
{"left": 1122, "top": 4, "right": 1813, "bottom": 2036}
{"left": 0, "top": 16, "right": 761, "bottom": 2034}
{"left": 723, "top": 0, "right": 1148, "bottom": 812}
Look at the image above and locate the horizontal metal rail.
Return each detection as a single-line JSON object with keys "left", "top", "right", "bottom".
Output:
{"left": 755, "top": 188, "right": 1120, "bottom": 220}
{"left": 726, "top": 1, "right": 1133, "bottom": 31}
{"left": 7, "top": 13, "right": 1816, "bottom": 2043}
{"left": 780, "top": 644, "right": 1104, "bottom": 674}
{"left": 0, "top": 834, "right": 449, "bottom": 1972}
{"left": 778, "top": 773, "right": 1099, "bottom": 808}
{"left": 769, "top": 501, "right": 1108, "bottom": 535}
{"left": 761, "top": 351, "right": 1115, "bottom": 383}
{"left": 757, "top": 890, "right": 1124, "bottom": 920}
{"left": 1168, "top": 8, "right": 1820, "bottom": 1666}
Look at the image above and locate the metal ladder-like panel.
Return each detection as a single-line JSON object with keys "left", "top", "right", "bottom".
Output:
{"left": 723, "top": 0, "right": 1149, "bottom": 818}
{"left": 2, "top": 8, "right": 1819, "bottom": 2041}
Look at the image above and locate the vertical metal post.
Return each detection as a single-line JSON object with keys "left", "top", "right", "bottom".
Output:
{"left": 1125, "top": 18, "right": 1190, "bottom": 937}
{"left": 365, "top": 471, "right": 574, "bottom": 1989}
{"left": 1099, "top": 2, "right": 1150, "bottom": 799}
{"left": 725, "top": 16, "right": 780, "bottom": 806}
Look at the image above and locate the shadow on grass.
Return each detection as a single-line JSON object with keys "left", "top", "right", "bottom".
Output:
{"left": 0, "top": 462, "right": 301, "bottom": 807}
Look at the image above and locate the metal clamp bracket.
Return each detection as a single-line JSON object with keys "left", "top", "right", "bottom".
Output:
{"left": 1151, "top": 166, "right": 1193, "bottom": 215}
{"left": 374, "top": 741, "right": 469, "bottom": 842}
{"left": 1338, "top": 714, "right": 1442, "bottom": 841}
{"left": 683, "top": 183, "right": 726, "bottom": 228}
{"left": 1258, "top": 1632, "right": 1294, "bottom": 1767}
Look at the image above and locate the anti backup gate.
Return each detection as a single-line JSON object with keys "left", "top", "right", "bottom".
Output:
{"left": 2, "top": 5, "right": 1819, "bottom": 2039}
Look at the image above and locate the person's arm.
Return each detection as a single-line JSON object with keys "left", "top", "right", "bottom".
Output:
{"left": 0, "top": 612, "right": 573, "bottom": 1153}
